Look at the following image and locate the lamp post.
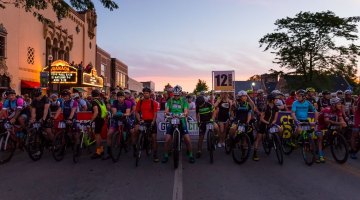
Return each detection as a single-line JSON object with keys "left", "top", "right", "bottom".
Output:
{"left": 48, "top": 55, "right": 53, "bottom": 94}
{"left": 251, "top": 82, "right": 256, "bottom": 91}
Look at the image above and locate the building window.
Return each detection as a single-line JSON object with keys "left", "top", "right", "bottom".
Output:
{"left": 27, "top": 47, "right": 35, "bottom": 65}
{"left": 0, "top": 24, "right": 7, "bottom": 59}
{"left": 101, "top": 64, "right": 105, "bottom": 76}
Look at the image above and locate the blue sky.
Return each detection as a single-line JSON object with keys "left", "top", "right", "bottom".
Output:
{"left": 92, "top": 0, "right": 360, "bottom": 91}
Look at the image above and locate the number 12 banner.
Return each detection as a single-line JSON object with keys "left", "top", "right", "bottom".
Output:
{"left": 212, "top": 71, "right": 235, "bottom": 91}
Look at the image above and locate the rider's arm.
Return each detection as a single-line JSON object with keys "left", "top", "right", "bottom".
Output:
{"left": 30, "top": 106, "right": 36, "bottom": 121}
{"left": 211, "top": 106, "right": 217, "bottom": 121}
{"left": 42, "top": 103, "right": 50, "bottom": 121}
{"left": 291, "top": 112, "right": 298, "bottom": 123}
{"left": 246, "top": 111, "right": 251, "bottom": 124}
{"left": 314, "top": 111, "right": 319, "bottom": 123}
{"left": 247, "top": 97, "right": 257, "bottom": 113}
{"left": 260, "top": 112, "right": 268, "bottom": 124}
{"left": 183, "top": 108, "right": 189, "bottom": 117}
{"left": 135, "top": 102, "right": 141, "bottom": 122}
{"left": 69, "top": 107, "right": 76, "bottom": 120}
{"left": 272, "top": 111, "right": 279, "bottom": 125}
{"left": 124, "top": 108, "right": 131, "bottom": 116}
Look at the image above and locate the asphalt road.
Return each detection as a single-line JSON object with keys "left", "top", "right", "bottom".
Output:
{"left": 1, "top": 144, "right": 360, "bottom": 200}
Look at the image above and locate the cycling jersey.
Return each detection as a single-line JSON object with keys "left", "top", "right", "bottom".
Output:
{"left": 112, "top": 99, "right": 132, "bottom": 116}
{"left": 255, "top": 97, "right": 266, "bottom": 112}
{"left": 136, "top": 99, "right": 158, "bottom": 121}
{"left": 233, "top": 101, "right": 251, "bottom": 123}
{"left": 217, "top": 100, "right": 230, "bottom": 122}
{"left": 166, "top": 97, "right": 189, "bottom": 114}
{"left": 317, "top": 97, "right": 330, "bottom": 111}
{"left": 31, "top": 96, "right": 50, "bottom": 121}
{"left": 2, "top": 98, "right": 25, "bottom": 118}
{"left": 196, "top": 102, "right": 213, "bottom": 122}
{"left": 317, "top": 107, "right": 342, "bottom": 130}
{"left": 343, "top": 98, "right": 355, "bottom": 116}
{"left": 61, "top": 99, "right": 78, "bottom": 120}
{"left": 291, "top": 100, "right": 316, "bottom": 121}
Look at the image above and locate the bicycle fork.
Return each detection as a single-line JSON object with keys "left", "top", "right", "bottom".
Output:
{"left": 0, "top": 132, "right": 11, "bottom": 151}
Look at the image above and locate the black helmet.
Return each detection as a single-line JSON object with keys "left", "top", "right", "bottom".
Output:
{"left": 116, "top": 91, "right": 125, "bottom": 97}
{"left": 195, "top": 96, "right": 205, "bottom": 106}
{"left": 91, "top": 89, "right": 101, "bottom": 97}
{"left": 322, "top": 90, "right": 330, "bottom": 95}
{"left": 5, "top": 89, "right": 16, "bottom": 96}
{"left": 267, "top": 93, "right": 276, "bottom": 101}
{"left": 33, "top": 88, "right": 42, "bottom": 97}
{"left": 142, "top": 87, "right": 151, "bottom": 93}
{"left": 296, "top": 89, "right": 306, "bottom": 96}
{"left": 61, "top": 89, "right": 71, "bottom": 96}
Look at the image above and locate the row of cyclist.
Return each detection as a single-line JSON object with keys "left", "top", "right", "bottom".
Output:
{"left": 0, "top": 86, "right": 358, "bottom": 167}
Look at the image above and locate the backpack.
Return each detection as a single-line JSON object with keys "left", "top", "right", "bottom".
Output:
{"left": 94, "top": 99, "right": 107, "bottom": 119}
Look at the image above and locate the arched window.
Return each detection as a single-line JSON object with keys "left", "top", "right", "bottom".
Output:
{"left": 52, "top": 38, "right": 58, "bottom": 60}
{"left": 45, "top": 38, "right": 51, "bottom": 65}
{"left": 58, "top": 41, "right": 64, "bottom": 60}
{"left": 0, "top": 23, "right": 7, "bottom": 59}
{"left": 64, "top": 47, "right": 70, "bottom": 62}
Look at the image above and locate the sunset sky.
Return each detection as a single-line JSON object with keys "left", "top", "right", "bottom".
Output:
{"left": 94, "top": 0, "right": 360, "bottom": 91}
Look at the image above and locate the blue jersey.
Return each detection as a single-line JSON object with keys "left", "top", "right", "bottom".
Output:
{"left": 291, "top": 100, "right": 316, "bottom": 121}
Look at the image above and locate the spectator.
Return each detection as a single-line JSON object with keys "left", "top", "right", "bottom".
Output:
{"left": 186, "top": 95, "right": 196, "bottom": 110}
{"left": 285, "top": 90, "right": 296, "bottom": 110}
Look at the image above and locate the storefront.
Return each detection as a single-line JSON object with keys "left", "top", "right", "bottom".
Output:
{"left": 41, "top": 60, "right": 103, "bottom": 95}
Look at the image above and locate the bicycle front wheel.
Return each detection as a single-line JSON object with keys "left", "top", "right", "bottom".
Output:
{"left": 330, "top": 133, "right": 348, "bottom": 164}
{"left": 52, "top": 131, "right": 67, "bottom": 162}
{"left": 273, "top": 134, "right": 284, "bottom": 165}
{"left": 0, "top": 133, "right": 16, "bottom": 164}
{"left": 207, "top": 130, "right": 214, "bottom": 164}
{"left": 135, "top": 132, "right": 144, "bottom": 167}
{"left": 27, "top": 131, "right": 44, "bottom": 161}
{"left": 262, "top": 133, "right": 271, "bottom": 155}
{"left": 301, "top": 133, "right": 315, "bottom": 166}
{"left": 111, "top": 131, "right": 122, "bottom": 163}
{"left": 232, "top": 133, "right": 251, "bottom": 164}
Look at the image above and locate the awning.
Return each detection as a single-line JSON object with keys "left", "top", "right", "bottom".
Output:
{"left": 21, "top": 80, "right": 40, "bottom": 88}
{"left": 73, "top": 87, "right": 86, "bottom": 92}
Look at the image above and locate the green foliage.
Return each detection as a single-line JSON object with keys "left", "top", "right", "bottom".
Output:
{"left": 0, "top": 0, "right": 118, "bottom": 22}
{"left": 259, "top": 11, "right": 360, "bottom": 82}
{"left": 164, "top": 83, "right": 172, "bottom": 91}
{"left": 193, "top": 79, "right": 209, "bottom": 94}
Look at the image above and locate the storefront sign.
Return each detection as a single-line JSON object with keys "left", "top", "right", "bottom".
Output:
{"left": 82, "top": 68, "right": 103, "bottom": 87}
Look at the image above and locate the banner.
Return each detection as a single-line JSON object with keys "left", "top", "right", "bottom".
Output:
{"left": 212, "top": 71, "right": 235, "bottom": 91}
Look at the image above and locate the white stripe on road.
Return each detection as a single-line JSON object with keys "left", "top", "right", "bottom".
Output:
{"left": 172, "top": 153, "right": 183, "bottom": 200}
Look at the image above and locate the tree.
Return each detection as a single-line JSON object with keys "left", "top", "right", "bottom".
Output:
{"left": 193, "top": 79, "right": 209, "bottom": 94}
{"left": 0, "top": 0, "right": 118, "bottom": 22}
{"left": 259, "top": 11, "right": 360, "bottom": 82}
{"left": 248, "top": 74, "right": 261, "bottom": 81}
{"left": 164, "top": 83, "right": 172, "bottom": 91}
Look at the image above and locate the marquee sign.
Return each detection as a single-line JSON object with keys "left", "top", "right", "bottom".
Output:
{"left": 82, "top": 68, "right": 103, "bottom": 87}
{"left": 42, "top": 60, "right": 78, "bottom": 84}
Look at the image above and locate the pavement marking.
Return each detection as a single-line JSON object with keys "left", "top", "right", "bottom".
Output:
{"left": 172, "top": 153, "right": 183, "bottom": 200}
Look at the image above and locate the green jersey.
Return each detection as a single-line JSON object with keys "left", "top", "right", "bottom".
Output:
{"left": 166, "top": 97, "right": 189, "bottom": 114}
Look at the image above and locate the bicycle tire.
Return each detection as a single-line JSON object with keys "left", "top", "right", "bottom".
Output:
{"left": 111, "top": 131, "right": 122, "bottom": 163}
{"left": 330, "top": 133, "right": 348, "bottom": 164}
{"left": 145, "top": 135, "right": 152, "bottom": 156}
{"left": 207, "top": 130, "right": 214, "bottom": 164}
{"left": 52, "top": 131, "right": 67, "bottom": 162}
{"left": 0, "top": 133, "right": 16, "bottom": 164}
{"left": 73, "top": 132, "right": 84, "bottom": 164}
{"left": 27, "top": 130, "right": 44, "bottom": 161}
{"left": 231, "top": 133, "right": 251, "bottom": 164}
{"left": 173, "top": 130, "right": 180, "bottom": 169}
{"left": 273, "top": 133, "right": 284, "bottom": 165}
{"left": 301, "top": 133, "right": 315, "bottom": 166}
{"left": 262, "top": 133, "right": 271, "bottom": 155}
{"left": 281, "top": 137, "right": 294, "bottom": 155}
{"left": 224, "top": 135, "right": 232, "bottom": 155}
{"left": 136, "top": 132, "right": 144, "bottom": 167}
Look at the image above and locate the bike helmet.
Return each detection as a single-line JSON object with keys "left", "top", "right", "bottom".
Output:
{"left": 124, "top": 89, "right": 131, "bottom": 95}
{"left": 195, "top": 96, "right": 205, "bottom": 106}
{"left": 330, "top": 97, "right": 341, "bottom": 105}
{"left": 91, "top": 89, "right": 100, "bottom": 97}
{"left": 267, "top": 93, "right": 276, "bottom": 101}
{"left": 173, "top": 85, "right": 182, "bottom": 95}
{"left": 33, "top": 88, "right": 42, "bottom": 97}
{"left": 61, "top": 89, "right": 71, "bottom": 96}
{"left": 336, "top": 90, "right": 343, "bottom": 95}
{"left": 296, "top": 89, "right": 306, "bottom": 96}
{"left": 344, "top": 90, "right": 352, "bottom": 95}
{"left": 50, "top": 93, "right": 58, "bottom": 99}
{"left": 142, "top": 87, "right": 151, "bottom": 93}
{"left": 247, "top": 90, "right": 254, "bottom": 95}
{"left": 5, "top": 89, "right": 16, "bottom": 96}
{"left": 2, "top": 91, "right": 7, "bottom": 99}
{"left": 306, "top": 87, "right": 316, "bottom": 93}
{"left": 116, "top": 91, "right": 124, "bottom": 97}
{"left": 257, "top": 89, "right": 264, "bottom": 94}
{"left": 322, "top": 90, "right": 330, "bottom": 95}
{"left": 237, "top": 90, "right": 247, "bottom": 97}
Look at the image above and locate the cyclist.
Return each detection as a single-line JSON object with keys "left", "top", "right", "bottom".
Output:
{"left": 229, "top": 90, "right": 252, "bottom": 138}
{"left": 285, "top": 91, "right": 296, "bottom": 110}
{"left": 104, "top": 91, "right": 131, "bottom": 160}
{"left": 162, "top": 85, "right": 195, "bottom": 164}
{"left": 124, "top": 89, "right": 137, "bottom": 153}
{"left": 343, "top": 90, "right": 355, "bottom": 122}
{"left": 291, "top": 89, "right": 318, "bottom": 135}
{"left": 195, "top": 95, "right": 218, "bottom": 158}
{"left": 0, "top": 89, "right": 27, "bottom": 129}
{"left": 317, "top": 91, "right": 331, "bottom": 111}
{"left": 90, "top": 89, "right": 107, "bottom": 159}
{"left": 305, "top": 87, "right": 318, "bottom": 111}
{"left": 214, "top": 91, "right": 232, "bottom": 147}
{"left": 29, "top": 88, "right": 53, "bottom": 140}
{"left": 49, "top": 94, "right": 61, "bottom": 113}
{"left": 254, "top": 89, "right": 266, "bottom": 114}
{"left": 272, "top": 90, "right": 287, "bottom": 111}
{"left": 73, "top": 93, "right": 88, "bottom": 112}
{"left": 253, "top": 93, "right": 281, "bottom": 161}
{"left": 135, "top": 87, "right": 159, "bottom": 162}
{"left": 316, "top": 97, "right": 346, "bottom": 163}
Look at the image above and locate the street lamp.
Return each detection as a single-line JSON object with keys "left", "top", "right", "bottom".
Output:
{"left": 251, "top": 82, "right": 256, "bottom": 91}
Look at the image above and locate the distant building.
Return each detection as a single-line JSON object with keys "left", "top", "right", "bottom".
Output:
{"left": 111, "top": 58, "right": 128, "bottom": 89}
{"left": 96, "top": 46, "right": 111, "bottom": 94}
{"left": 141, "top": 81, "right": 155, "bottom": 91}
{"left": 234, "top": 81, "right": 263, "bottom": 94}
{"left": 128, "top": 77, "right": 143, "bottom": 93}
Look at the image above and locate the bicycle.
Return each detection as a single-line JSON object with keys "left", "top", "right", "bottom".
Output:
{"left": 229, "top": 122, "right": 251, "bottom": 164}
{"left": 166, "top": 113, "right": 186, "bottom": 169}
{"left": 0, "top": 119, "right": 27, "bottom": 164}
{"left": 262, "top": 124, "right": 284, "bottom": 165}
{"left": 135, "top": 122, "right": 152, "bottom": 167}
{"left": 26, "top": 120, "right": 52, "bottom": 161}
{"left": 281, "top": 119, "right": 297, "bottom": 155}
{"left": 73, "top": 121, "right": 95, "bottom": 163}
{"left": 110, "top": 117, "right": 129, "bottom": 162}
{"left": 204, "top": 121, "right": 217, "bottom": 164}
{"left": 298, "top": 122, "right": 316, "bottom": 166}
{"left": 52, "top": 120, "right": 70, "bottom": 162}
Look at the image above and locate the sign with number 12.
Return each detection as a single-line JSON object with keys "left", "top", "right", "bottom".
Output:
{"left": 212, "top": 71, "right": 235, "bottom": 91}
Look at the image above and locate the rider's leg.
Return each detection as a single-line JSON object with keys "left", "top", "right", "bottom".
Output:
{"left": 91, "top": 119, "right": 105, "bottom": 159}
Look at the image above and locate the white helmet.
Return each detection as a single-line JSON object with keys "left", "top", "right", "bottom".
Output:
{"left": 257, "top": 89, "right": 264, "bottom": 94}
{"left": 330, "top": 97, "right": 341, "bottom": 105}
{"left": 237, "top": 90, "right": 247, "bottom": 97}
{"left": 344, "top": 90, "right": 352, "bottom": 95}
{"left": 173, "top": 85, "right": 182, "bottom": 95}
{"left": 271, "top": 90, "right": 281, "bottom": 95}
